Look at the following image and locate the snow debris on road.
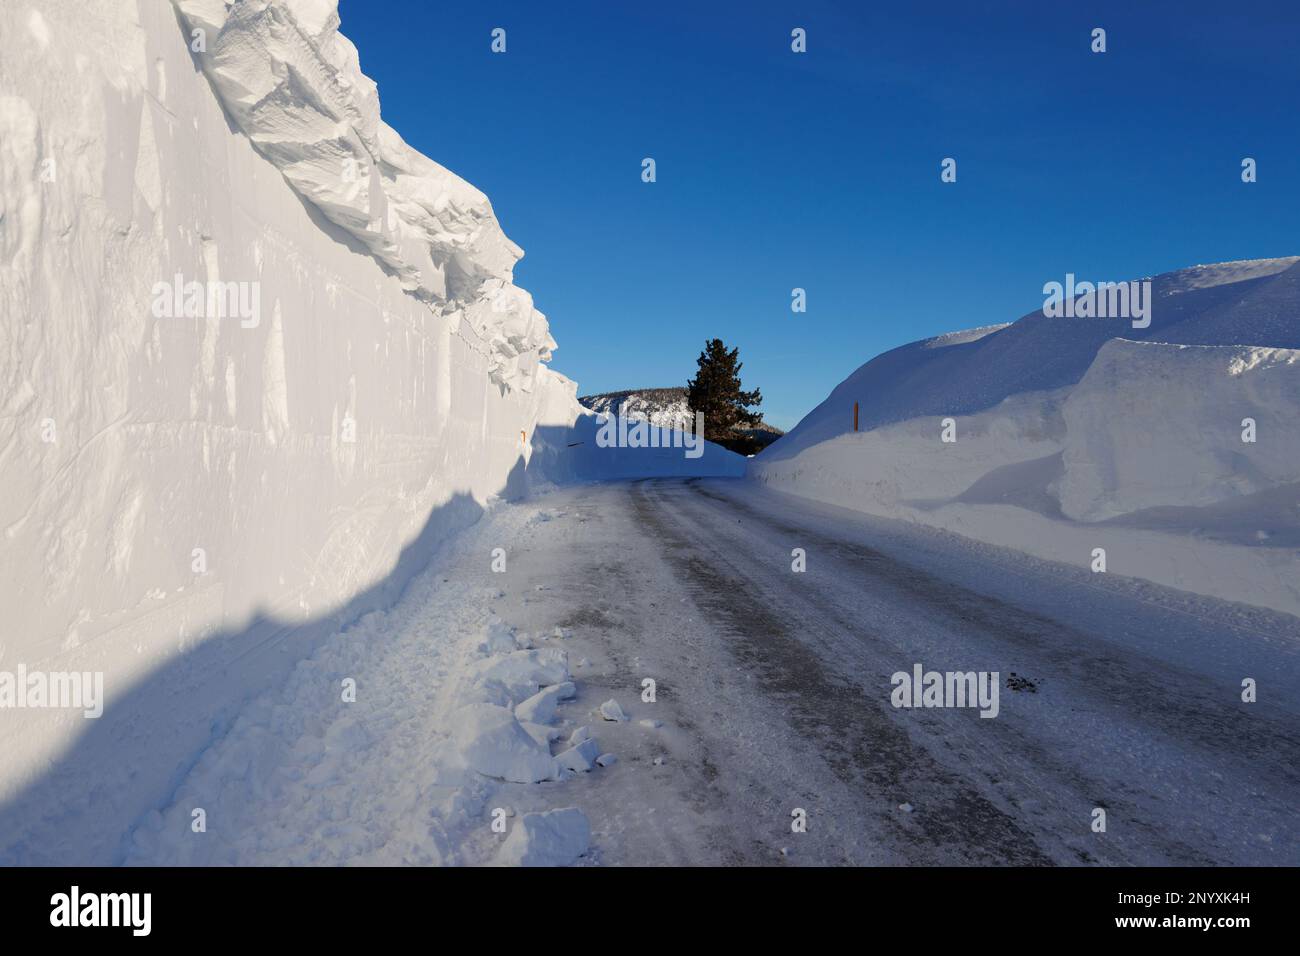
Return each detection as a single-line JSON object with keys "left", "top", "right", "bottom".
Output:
{"left": 120, "top": 502, "right": 606, "bottom": 866}
{"left": 496, "top": 808, "right": 591, "bottom": 867}
{"left": 515, "top": 683, "right": 575, "bottom": 725}
{"left": 451, "top": 704, "right": 559, "bottom": 784}
{"left": 556, "top": 739, "right": 601, "bottom": 774}
{"left": 599, "top": 699, "right": 628, "bottom": 722}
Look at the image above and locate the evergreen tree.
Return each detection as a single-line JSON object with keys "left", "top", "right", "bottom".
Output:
{"left": 686, "top": 339, "right": 763, "bottom": 452}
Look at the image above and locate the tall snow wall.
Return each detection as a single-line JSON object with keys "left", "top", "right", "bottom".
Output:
{"left": 0, "top": 0, "right": 735, "bottom": 863}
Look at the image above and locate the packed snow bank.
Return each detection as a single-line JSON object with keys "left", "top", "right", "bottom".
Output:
{"left": 0, "top": 0, "right": 738, "bottom": 862}
{"left": 765, "top": 257, "right": 1300, "bottom": 462}
{"left": 171, "top": 0, "right": 555, "bottom": 391}
{"left": 753, "top": 259, "right": 1300, "bottom": 616}
{"left": 1058, "top": 340, "right": 1300, "bottom": 521}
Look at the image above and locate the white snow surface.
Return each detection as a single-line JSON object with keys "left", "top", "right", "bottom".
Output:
{"left": 1058, "top": 340, "right": 1300, "bottom": 521}
{"left": 753, "top": 258, "right": 1300, "bottom": 616}
{"left": 579, "top": 388, "right": 695, "bottom": 431}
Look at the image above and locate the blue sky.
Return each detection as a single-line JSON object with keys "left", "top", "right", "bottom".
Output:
{"left": 340, "top": 0, "right": 1298, "bottom": 430}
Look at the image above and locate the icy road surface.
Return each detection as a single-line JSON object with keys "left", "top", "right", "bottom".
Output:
{"left": 130, "top": 478, "right": 1300, "bottom": 865}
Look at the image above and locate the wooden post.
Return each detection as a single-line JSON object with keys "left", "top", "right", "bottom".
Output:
{"left": 853, "top": 402, "right": 859, "bottom": 432}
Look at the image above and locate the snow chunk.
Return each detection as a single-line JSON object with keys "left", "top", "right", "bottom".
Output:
{"left": 515, "top": 682, "right": 575, "bottom": 725}
{"left": 519, "top": 722, "right": 563, "bottom": 748}
{"left": 555, "top": 738, "right": 600, "bottom": 773}
{"left": 497, "top": 808, "right": 590, "bottom": 867}
{"left": 451, "top": 704, "right": 558, "bottom": 783}
{"left": 598, "top": 699, "right": 627, "bottom": 722}
{"left": 472, "top": 648, "right": 569, "bottom": 703}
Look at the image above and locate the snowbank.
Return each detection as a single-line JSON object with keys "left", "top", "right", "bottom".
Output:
{"left": 765, "top": 257, "right": 1300, "bottom": 462}
{"left": 752, "top": 260, "right": 1300, "bottom": 617}
{"left": 1058, "top": 339, "right": 1300, "bottom": 521}
{"left": 171, "top": 0, "right": 555, "bottom": 391}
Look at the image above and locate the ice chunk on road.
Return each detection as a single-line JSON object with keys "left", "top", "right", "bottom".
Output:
{"left": 515, "top": 682, "right": 576, "bottom": 725}
{"left": 451, "top": 704, "right": 558, "bottom": 783}
{"left": 472, "top": 649, "right": 569, "bottom": 703}
{"left": 520, "top": 722, "right": 563, "bottom": 748}
{"left": 497, "top": 808, "right": 591, "bottom": 867}
{"left": 555, "top": 738, "right": 600, "bottom": 773}
{"left": 599, "top": 699, "right": 627, "bottom": 722}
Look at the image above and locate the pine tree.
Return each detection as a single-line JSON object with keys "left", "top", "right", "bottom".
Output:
{"left": 686, "top": 339, "right": 763, "bottom": 452}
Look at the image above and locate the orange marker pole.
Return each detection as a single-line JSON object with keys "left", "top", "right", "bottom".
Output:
{"left": 853, "top": 402, "right": 859, "bottom": 432}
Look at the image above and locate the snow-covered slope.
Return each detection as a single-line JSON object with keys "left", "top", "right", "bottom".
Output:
{"left": 579, "top": 386, "right": 784, "bottom": 451}
{"left": 0, "top": 0, "right": 739, "bottom": 863}
{"left": 764, "top": 258, "right": 1300, "bottom": 463}
{"left": 579, "top": 388, "right": 695, "bottom": 431}
{"left": 752, "top": 259, "right": 1300, "bottom": 616}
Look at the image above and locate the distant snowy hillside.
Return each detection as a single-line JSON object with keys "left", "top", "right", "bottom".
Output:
{"left": 752, "top": 258, "right": 1300, "bottom": 616}
{"left": 580, "top": 388, "right": 696, "bottom": 430}
{"left": 580, "top": 387, "right": 784, "bottom": 449}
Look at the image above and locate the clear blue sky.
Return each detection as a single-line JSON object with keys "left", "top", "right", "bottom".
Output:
{"left": 340, "top": 0, "right": 1297, "bottom": 430}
